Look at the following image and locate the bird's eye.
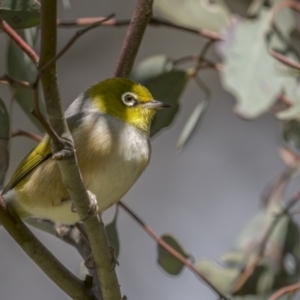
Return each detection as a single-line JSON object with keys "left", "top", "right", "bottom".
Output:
{"left": 121, "top": 92, "right": 137, "bottom": 107}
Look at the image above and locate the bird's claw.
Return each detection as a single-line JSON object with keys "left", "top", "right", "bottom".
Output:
{"left": 77, "top": 190, "right": 98, "bottom": 221}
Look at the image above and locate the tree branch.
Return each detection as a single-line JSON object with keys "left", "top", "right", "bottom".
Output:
{"left": 114, "top": 0, "right": 154, "bottom": 77}
{"left": 11, "top": 129, "right": 42, "bottom": 142}
{"left": 57, "top": 16, "right": 222, "bottom": 41}
{"left": 0, "top": 195, "right": 97, "bottom": 300}
{"left": 0, "top": 19, "right": 39, "bottom": 65}
{"left": 39, "top": 1, "right": 121, "bottom": 299}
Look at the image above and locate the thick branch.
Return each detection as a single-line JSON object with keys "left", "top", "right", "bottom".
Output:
{"left": 114, "top": 0, "right": 154, "bottom": 77}
{"left": 39, "top": 1, "right": 121, "bottom": 299}
{"left": 0, "top": 19, "right": 39, "bottom": 65}
{"left": 0, "top": 196, "right": 96, "bottom": 300}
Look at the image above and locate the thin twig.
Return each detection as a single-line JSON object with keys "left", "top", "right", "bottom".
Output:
{"left": 57, "top": 16, "right": 222, "bottom": 41}
{"left": 0, "top": 19, "right": 39, "bottom": 65}
{"left": 0, "top": 74, "right": 32, "bottom": 88}
{"left": 268, "top": 281, "right": 300, "bottom": 300}
{"left": 0, "top": 195, "right": 97, "bottom": 300}
{"left": 35, "top": 14, "right": 115, "bottom": 85}
{"left": 118, "top": 201, "right": 230, "bottom": 300}
{"left": 270, "top": 50, "right": 300, "bottom": 70}
{"left": 11, "top": 129, "right": 42, "bottom": 142}
{"left": 114, "top": 0, "right": 154, "bottom": 77}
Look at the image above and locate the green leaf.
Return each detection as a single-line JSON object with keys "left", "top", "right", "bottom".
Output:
{"left": 0, "top": 98, "right": 9, "bottom": 187}
{"left": 153, "top": 0, "right": 231, "bottom": 33}
{"left": 157, "top": 234, "right": 189, "bottom": 275}
{"left": 105, "top": 214, "right": 120, "bottom": 258}
{"left": 283, "top": 120, "right": 300, "bottom": 151}
{"left": 219, "top": 9, "right": 282, "bottom": 118}
{"left": 0, "top": 0, "right": 40, "bottom": 29}
{"left": 0, "top": 98, "right": 9, "bottom": 140}
{"left": 176, "top": 100, "right": 208, "bottom": 150}
{"left": 131, "top": 55, "right": 173, "bottom": 84}
{"left": 148, "top": 71, "right": 189, "bottom": 137}
{"left": 7, "top": 27, "right": 44, "bottom": 131}
{"left": 131, "top": 55, "right": 189, "bottom": 137}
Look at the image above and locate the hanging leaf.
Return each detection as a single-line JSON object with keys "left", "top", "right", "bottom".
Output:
{"left": 283, "top": 120, "right": 300, "bottom": 151}
{"left": 0, "top": 98, "right": 9, "bottom": 188}
{"left": 157, "top": 234, "right": 189, "bottom": 275}
{"left": 153, "top": 0, "right": 231, "bottom": 33}
{"left": 105, "top": 213, "right": 120, "bottom": 258}
{"left": 131, "top": 55, "right": 189, "bottom": 137}
{"left": 218, "top": 9, "right": 282, "bottom": 119}
{"left": 176, "top": 100, "right": 208, "bottom": 150}
{"left": 7, "top": 27, "right": 45, "bottom": 131}
{"left": 0, "top": 0, "right": 40, "bottom": 29}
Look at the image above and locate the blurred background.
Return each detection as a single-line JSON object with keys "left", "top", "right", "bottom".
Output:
{"left": 0, "top": 0, "right": 289, "bottom": 299}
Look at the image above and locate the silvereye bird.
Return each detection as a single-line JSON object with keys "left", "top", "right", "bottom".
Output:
{"left": 1, "top": 78, "right": 170, "bottom": 224}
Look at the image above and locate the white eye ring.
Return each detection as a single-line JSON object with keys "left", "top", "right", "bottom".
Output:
{"left": 121, "top": 92, "right": 137, "bottom": 107}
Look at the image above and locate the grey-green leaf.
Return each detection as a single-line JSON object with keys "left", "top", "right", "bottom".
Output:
{"left": 0, "top": 0, "right": 40, "bottom": 29}
{"left": 176, "top": 100, "right": 208, "bottom": 150}
{"left": 148, "top": 71, "right": 189, "bottom": 137}
{"left": 131, "top": 55, "right": 173, "bottom": 84}
{"left": 283, "top": 120, "right": 300, "bottom": 151}
{"left": 219, "top": 9, "right": 282, "bottom": 118}
{"left": 0, "top": 98, "right": 9, "bottom": 187}
{"left": 105, "top": 215, "right": 120, "bottom": 258}
{"left": 157, "top": 234, "right": 189, "bottom": 275}
{"left": 153, "top": 0, "right": 231, "bottom": 33}
{"left": 7, "top": 27, "right": 45, "bottom": 131}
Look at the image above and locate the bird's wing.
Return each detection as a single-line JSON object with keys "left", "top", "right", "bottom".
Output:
{"left": 2, "top": 136, "right": 52, "bottom": 194}
{"left": 2, "top": 112, "right": 88, "bottom": 195}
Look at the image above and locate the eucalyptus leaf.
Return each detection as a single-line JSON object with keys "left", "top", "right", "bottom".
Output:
{"left": 283, "top": 120, "right": 300, "bottom": 151}
{"left": 148, "top": 71, "right": 189, "bottom": 137}
{"left": 0, "top": 0, "right": 40, "bottom": 29}
{"left": 105, "top": 214, "right": 120, "bottom": 258}
{"left": 0, "top": 98, "right": 9, "bottom": 187}
{"left": 153, "top": 0, "right": 231, "bottom": 33}
{"left": 219, "top": 9, "right": 282, "bottom": 118}
{"left": 157, "top": 234, "right": 189, "bottom": 275}
{"left": 176, "top": 100, "right": 208, "bottom": 150}
{"left": 131, "top": 55, "right": 173, "bottom": 84}
{"left": 131, "top": 55, "right": 189, "bottom": 137}
{"left": 7, "top": 27, "right": 45, "bottom": 131}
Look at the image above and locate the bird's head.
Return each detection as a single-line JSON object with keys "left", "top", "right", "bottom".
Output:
{"left": 87, "top": 78, "right": 171, "bottom": 134}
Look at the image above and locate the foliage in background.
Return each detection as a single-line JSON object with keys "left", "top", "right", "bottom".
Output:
{"left": 1, "top": 0, "right": 300, "bottom": 299}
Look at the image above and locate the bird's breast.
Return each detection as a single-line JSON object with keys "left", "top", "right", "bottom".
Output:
{"left": 74, "top": 113, "right": 151, "bottom": 211}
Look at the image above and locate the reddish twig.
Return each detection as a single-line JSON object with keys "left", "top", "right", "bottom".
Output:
{"left": 58, "top": 16, "right": 222, "bottom": 41}
{"left": 36, "top": 14, "right": 115, "bottom": 85}
{"left": 11, "top": 130, "right": 42, "bottom": 142}
{"left": 0, "top": 19, "right": 39, "bottom": 65}
{"left": 118, "top": 201, "right": 229, "bottom": 300}
{"left": 270, "top": 50, "right": 300, "bottom": 71}
{"left": 268, "top": 281, "right": 300, "bottom": 300}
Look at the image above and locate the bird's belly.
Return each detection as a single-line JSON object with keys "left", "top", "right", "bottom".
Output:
{"left": 88, "top": 154, "right": 147, "bottom": 212}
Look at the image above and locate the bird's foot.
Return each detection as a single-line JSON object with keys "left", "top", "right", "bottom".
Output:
{"left": 72, "top": 191, "right": 98, "bottom": 221}
{"left": 52, "top": 140, "right": 75, "bottom": 160}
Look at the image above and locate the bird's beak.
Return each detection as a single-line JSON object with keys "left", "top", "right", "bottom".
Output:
{"left": 142, "top": 100, "right": 172, "bottom": 109}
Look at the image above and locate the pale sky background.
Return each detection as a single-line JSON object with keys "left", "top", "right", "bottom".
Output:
{"left": 0, "top": 1, "right": 290, "bottom": 299}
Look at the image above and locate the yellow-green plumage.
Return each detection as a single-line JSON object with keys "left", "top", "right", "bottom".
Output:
{"left": 2, "top": 78, "right": 170, "bottom": 224}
